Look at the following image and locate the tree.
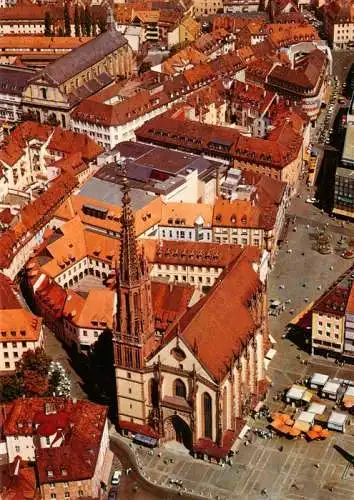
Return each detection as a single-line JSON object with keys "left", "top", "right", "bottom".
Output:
{"left": 0, "top": 375, "right": 24, "bottom": 402}
{"left": 97, "top": 16, "right": 107, "bottom": 34}
{"left": 16, "top": 348, "right": 51, "bottom": 378}
{"left": 74, "top": 5, "right": 80, "bottom": 37}
{"left": 44, "top": 12, "right": 52, "bottom": 37}
{"left": 64, "top": 3, "right": 71, "bottom": 37}
{"left": 23, "top": 370, "right": 49, "bottom": 396}
{"left": 83, "top": 6, "right": 92, "bottom": 37}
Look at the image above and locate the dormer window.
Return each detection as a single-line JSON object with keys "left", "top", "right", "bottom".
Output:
{"left": 61, "top": 469, "right": 68, "bottom": 476}
{"left": 47, "top": 469, "right": 53, "bottom": 477}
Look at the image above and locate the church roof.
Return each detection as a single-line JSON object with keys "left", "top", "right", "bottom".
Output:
{"left": 34, "top": 29, "right": 128, "bottom": 86}
{"left": 164, "top": 247, "right": 262, "bottom": 381}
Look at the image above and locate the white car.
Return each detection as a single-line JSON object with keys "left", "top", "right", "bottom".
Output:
{"left": 306, "top": 197, "right": 317, "bottom": 204}
{"left": 111, "top": 470, "right": 122, "bottom": 485}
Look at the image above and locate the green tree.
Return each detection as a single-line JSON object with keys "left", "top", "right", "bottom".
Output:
{"left": 16, "top": 348, "right": 51, "bottom": 378}
{"left": 64, "top": 4, "right": 71, "bottom": 37}
{"left": 0, "top": 375, "right": 24, "bottom": 402}
{"left": 74, "top": 5, "right": 80, "bottom": 37}
{"left": 44, "top": 11, "right": 52, "bottom": 37}
{"left": 83, "top": 6, "right": 92, "bottom": 37}
{"left": 97, "top": 16, "right": 107, "bottom": 34}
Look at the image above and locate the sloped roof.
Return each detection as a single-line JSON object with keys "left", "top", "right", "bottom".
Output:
{"left": 169, "top": 250, "right": 261, "bottom": 381}
{"left": 34, "top": 29, "right": 128, "bottom": 86}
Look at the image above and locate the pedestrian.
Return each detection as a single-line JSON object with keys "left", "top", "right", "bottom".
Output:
{"left": 279, "top": 445, "right": 283, "bottom": 452}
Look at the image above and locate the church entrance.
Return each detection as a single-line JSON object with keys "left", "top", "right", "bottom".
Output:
{"left": 164, "top": 415, "right": 192, "bottom": 450}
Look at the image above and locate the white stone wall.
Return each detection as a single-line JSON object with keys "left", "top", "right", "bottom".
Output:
{"left": 6, "top": 435, "right": 35, "bottom": 462}
{"left": 0, "top": 327, "right": 44, "bottom": 371}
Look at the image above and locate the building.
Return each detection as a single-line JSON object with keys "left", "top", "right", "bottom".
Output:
{"left": 311, "top": 267, "right": 354, "bottom": 359}
{"left": 157, "top": 202, "right": 213, "bottom": 242}
{"left": 135, "top": 110, "right": 305, "bottom": 191}
{"left": 213, "top": 170, "right": 287, "bottom": 261}
{"left": 0, "top": 121, "right": 102, "bottom": 203}
{"left": 0, "top": 36, "right": 92, "bottom": 68}
{"left": 193, "top": 0, "right": 223, "bottom": 17}
{"left": 0, "top": 171, "right": 78, "bottom": 280}
{"left": 22, "top": 27, "right": 136, "bottom": 128}
{"left": 0, "top": 65, "right": 36, "bottom": 123}
{"left": 333, "top": 99, "right": 354, "bottom": 219}
{"left": 322, "top": 0, "right": 354, "bottom": 50}
{"left": 0, "top": 273, "right": 43, "bottom": 372}
{"left": 345, "top": 282, "right": 354, "bottom": 360}
{"left": 112, "top": 179, "right": 268, "bottom": 461}
{"left": 1, "top": 397, "right": 112, "bottom": 500}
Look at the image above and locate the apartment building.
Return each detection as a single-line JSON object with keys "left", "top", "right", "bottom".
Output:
{"left": 0, "top": 273, "right": 43, "bottom": 372}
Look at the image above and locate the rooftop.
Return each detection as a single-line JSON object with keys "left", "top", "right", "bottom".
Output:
{"left": 3, "top": 397, "right": 108, "bottom": 484}
{"left": 34, "top": 29, "right": 128, "bottom": 86}
{"left": 79, "top": 177, "right": 157, "bottom": 211}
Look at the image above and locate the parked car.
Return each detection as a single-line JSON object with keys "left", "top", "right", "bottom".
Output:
{"left": 111, "top": 470, "right": 122, "bottom": 485}
{"left": 306, "top": 197, "right": 317, "bottom": 204}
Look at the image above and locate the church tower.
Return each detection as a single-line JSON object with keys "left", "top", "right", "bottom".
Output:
{"left": 114, "top": 177, "right": 154, "bottom": 370}
{"left": 113, "top": 176, "right": 155, "bottom": 427}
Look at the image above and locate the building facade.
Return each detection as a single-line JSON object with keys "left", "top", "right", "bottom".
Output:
{"left": 113, "top": 180, "right": 268, "bottom": 461}
{"left": 22, "top": 27, "right": 136, "bottom": 128}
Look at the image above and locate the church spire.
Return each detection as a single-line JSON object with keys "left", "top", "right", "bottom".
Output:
{"left": 118, "top": 177, "right": 141, "bottom": 286}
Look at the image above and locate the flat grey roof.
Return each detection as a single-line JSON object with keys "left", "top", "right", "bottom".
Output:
{"left": 342, "top": 125, "right": 354, "bottom": 165}
{"left": 79, "top": 177, "right": 156, "bottom": 210}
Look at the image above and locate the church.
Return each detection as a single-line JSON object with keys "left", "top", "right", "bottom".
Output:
{"left": 113, "top": 179, "right": 268, "bottom": 460}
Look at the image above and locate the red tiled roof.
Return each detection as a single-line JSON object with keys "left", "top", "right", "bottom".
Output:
{"left": 0, "top": 273, "right": 21, "bottom": 309}
{"left": 164, "top": 249, "right": 262, "bottom": 381}
{"left": 152, "top": 281, "right": 194, "bottom": 332}
{"left": 3, "top": 397, "right": 108, "bottom": 484}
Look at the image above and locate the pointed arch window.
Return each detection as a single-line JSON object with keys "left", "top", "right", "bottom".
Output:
{"left": 203, "top": 392, "right": 212, "bottom": 439}
{"left": 174, "top": 379, "right": 186, "bottom": 399}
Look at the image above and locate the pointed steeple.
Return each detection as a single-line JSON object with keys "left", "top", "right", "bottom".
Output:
{"left": 117, "top": 177, "right": 141, "bottom": 286}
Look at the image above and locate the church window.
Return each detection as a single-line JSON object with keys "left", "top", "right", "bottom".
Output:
{"left": 203, "top": 393, "right": 212, "bottom": 438}
{"left": 171, "top": 347, "right": 186, "bottom": 362}
{"left": 174, "top": 379, "right": 186, "bottom": 399}
{"left": 125, "top": 348, "right": 133, "bottom": 368}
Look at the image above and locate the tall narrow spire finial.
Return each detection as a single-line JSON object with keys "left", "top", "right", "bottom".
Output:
{"left": 118, "top": 169, "right": 141, "bottom": 286}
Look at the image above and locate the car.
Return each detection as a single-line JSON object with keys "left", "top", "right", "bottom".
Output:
{"left": 306, "top": 197, "right": 317, "bottom": 204}
{"left": 108, "top": 487, "right": 118, "bottom": 500}
{"left": 111, "top": 470, "right": 122, "bottom": 485}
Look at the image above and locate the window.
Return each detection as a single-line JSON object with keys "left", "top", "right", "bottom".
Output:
{"left": 50, "top": 494, "right": 56, "bottom": 500}
{"left": 46, "top": 437, "right": 50, "bottom": 445}
{"left": 83, "top": 331, "right": 87, "bottom": 337}
{"left": 14, "top": 351, "right": 18, "bottom": 358}
{"left": 5, "top": 362, "right": 10, "bottom": 368}
{"left": 15, "top": 446, "right": 20, "bottom": 452}
{"left": 41, "top": 87, "right": 47, "bottom": 99}
{"left": 174, "top": 378, "right": 187, "bottom": 398}
{"left": 78, "top": 491, "right": 84, "bottom": 497}
{"left": 203, "top": 393, "right": 212, "bottom": 438}
{"left": 127, "top": 372, "right": 131, "bottom": 379}
{"left": 64, "top": 493, "right": 70, "bottom": 499}
{"left": 3, "top": 342, "right": 7, "bottom": 348}
{"left": 326, "top": 323, "right": 331, "bottom": 328}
